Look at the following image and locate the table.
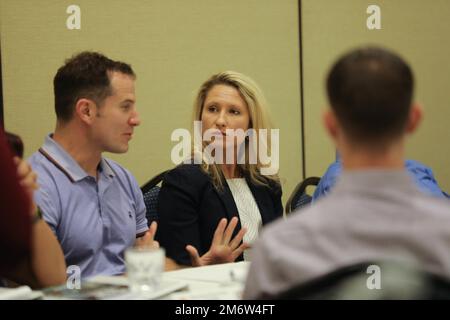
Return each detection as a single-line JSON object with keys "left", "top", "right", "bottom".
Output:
{"left": 42, "top": 261, "right": 250, "bottom": 300}
{"left": 163, "top": 261, "right": 249, "bottom": 300}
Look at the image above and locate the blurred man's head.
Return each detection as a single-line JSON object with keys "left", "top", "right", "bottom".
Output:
{"left": 324, "top": 47, "right": 422, "bottom": 152}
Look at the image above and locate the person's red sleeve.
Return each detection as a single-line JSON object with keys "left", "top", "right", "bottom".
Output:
{"left": 0, "top": 129, "right": 31, "bottom": 274}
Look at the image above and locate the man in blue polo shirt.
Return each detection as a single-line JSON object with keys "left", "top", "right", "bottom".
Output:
{"left": 29, "top": 52, "right": 154, "bottom": 279}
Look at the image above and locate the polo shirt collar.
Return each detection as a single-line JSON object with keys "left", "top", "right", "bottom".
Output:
{"left": 99, "top": 158, "right": 116, "bottom": 179}
{"left": 40, "top": 134, "right": 116, "bottom": 182}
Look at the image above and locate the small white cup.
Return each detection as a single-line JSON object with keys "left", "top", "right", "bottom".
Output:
{"left": 125, "top": 247, "right": 165, "bottom": 297}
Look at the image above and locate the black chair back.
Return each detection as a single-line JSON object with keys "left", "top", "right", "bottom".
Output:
{"left": 285, "top": 177, "right": 320, "bottom": 214}
{"left": 141, "top": 170, "right": 168, "bottom": 226}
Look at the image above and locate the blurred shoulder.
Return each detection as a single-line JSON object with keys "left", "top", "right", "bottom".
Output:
{"left": 405, "top": 159, "right": 434, "bottom": 174}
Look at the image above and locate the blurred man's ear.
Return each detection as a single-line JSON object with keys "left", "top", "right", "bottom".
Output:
{"left": 405, "top": 103, "right": 423, "bottom": 134}
{"left": 75, "top": 99, "right": 96, "bottom": 124}
{"left": 323, "top": 108, "right": 339, "bottom": 143}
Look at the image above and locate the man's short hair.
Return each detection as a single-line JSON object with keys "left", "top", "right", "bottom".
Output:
{"left": 54, "top": 51, "right": 135, "bottom": 122}
{"left": 326, "top": 47, "right": 414, "bottom": 144}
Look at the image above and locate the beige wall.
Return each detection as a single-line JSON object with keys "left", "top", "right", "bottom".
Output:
{"left": 303, "top": 0, "right": 450, "bottom": 192}
{"left": 2, "top": 0, "right": 450, "bottom": 206}
{"left": 0, "top": 0, "right": 302, "bottom": 206}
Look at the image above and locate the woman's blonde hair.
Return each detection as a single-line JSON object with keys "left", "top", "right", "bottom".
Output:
{"left": 191, "top": 71, "right": 279, "bottom": 190}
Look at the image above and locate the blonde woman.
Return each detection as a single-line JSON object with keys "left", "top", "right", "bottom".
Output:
{"left": 157, "top": 71, "right": 282, "bottom": 267}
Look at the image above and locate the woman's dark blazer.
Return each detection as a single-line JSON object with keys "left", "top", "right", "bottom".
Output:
{"left": 157, "top": 164, "right": 283, "bottom": 266}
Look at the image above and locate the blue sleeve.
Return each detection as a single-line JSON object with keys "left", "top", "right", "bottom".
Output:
{"left": 312, "top": 161, "right": 342, "bottom": 202}
{"left": 34, "top": 186, "right": 60, "bottom": 234}
{"left": 405, "top": 160, "right": 447, "bottom": 199}
{"left": 130, "top": 175, "right": 149, "bottom": 235}
{"left": 28, "top": 158, "right": 60, "bottom": 234}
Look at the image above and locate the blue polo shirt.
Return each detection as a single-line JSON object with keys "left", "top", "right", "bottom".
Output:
{"left": 29, "top": 135, "right": 148, "bottom": 279}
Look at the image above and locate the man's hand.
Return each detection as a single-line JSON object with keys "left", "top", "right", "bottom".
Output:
{"left": 132, "top": 222, "right": 184, "bottom": 272}
{"left": 134, "top": 221, "right": 160, "bottom": 249}
{"left": 185, "top": 217, "right": 249, "bottom": 267}
{"left": 14, "top": 157, "right": 39, "bottom": 215}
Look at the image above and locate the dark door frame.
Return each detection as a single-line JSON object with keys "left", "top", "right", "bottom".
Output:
{"left": 298, "top": 0, "right": 305, "bottom": 180}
